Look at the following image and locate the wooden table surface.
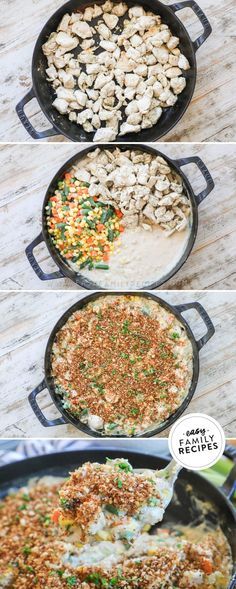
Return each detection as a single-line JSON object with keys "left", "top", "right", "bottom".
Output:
{"left": 0, "top": 0, "right": 235, "bottom": 142}
{"left": 0, "top": 290, "right": 235, "bottom": 439}
{"left": 0, "top": 142, "right": 235, "bottom": 291}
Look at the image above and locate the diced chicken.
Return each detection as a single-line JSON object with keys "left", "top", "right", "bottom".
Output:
{"left": 93, "top": 127, "right": 117, "bottom": 142}
{"left": 52, "top": 98, "right": 68, "bottom": 114}
{"left": 71, "top": 21, "right": 93, "bottom": 38}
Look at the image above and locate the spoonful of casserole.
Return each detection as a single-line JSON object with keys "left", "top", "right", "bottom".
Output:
{"left": 52, "top": 458, "right": 181, "bottom": 543}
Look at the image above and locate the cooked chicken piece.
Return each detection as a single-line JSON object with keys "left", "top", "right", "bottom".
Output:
{"left": 124, "top": 73, "right": 140, "bottom": 87}
{"left": 74, "top": 168, "right": 91, "bottom": 183}
{"left": 103, "top": 13, "right": 119, "bottom": 29}
{"left": 119, "top": 122, "right": 141, "bottom": 135}
{"left": 111, "top": 2, "right": 128, "bottom": 16}
{"left": 46, "top": 65, "right": 58, "bottom": 81}
{"left": 83, "top": 6, "right": 94, "bottom": 21}
{"left": 100, "top": 40, "right": 117, "bottom": 52}
{"left": 170, "top": 76, "right": 186, "bottom": 94}
{"left": 93, "top": 127, "right": 117, "bottom": 142}
{"left": 57, "top": 87, "right": 75, "bottom": 102}
{"left": 55, "top": 32, "right": 79, "bottom": 50}
{"left": 74, "top": 89, "right": 87, "bottom": 107}
{"left": 57, "top": 14, "right": 71, "bottom": 32}
{"left": 52, "top": 98, "right": 69, "bottom": 114}
{"left": 96, "top": 23, "right": 112, "bottom": 40}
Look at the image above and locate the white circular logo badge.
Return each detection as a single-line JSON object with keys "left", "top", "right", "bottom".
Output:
{"left": 168, "top": 413, "right": 225, "bottom": 471}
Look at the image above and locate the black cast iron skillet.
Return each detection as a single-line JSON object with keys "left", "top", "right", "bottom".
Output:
{"left": 0, "top": 449, "right": 235, "bottom": 587}
{"left": 28, "top": 291, "right": 215, "bottom": 437}
{"left": 25, "top": 143, "right": 214, "bottom": 290}
{"left": 16, "top": 0, "right": 212, "bottom": 142}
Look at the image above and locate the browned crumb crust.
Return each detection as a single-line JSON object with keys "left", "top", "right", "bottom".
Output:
{"left": 51, "top": 297, "right": 189, "bottom": 430}
{"left": 57, "top": 461, "right": 160, "bottom": 531}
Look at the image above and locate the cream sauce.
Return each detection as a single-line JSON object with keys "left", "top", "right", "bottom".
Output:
{"left": 79, "top": 222, "right": 191, "bottom": 289}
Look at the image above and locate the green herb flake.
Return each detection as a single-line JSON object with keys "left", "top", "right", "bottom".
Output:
{"left": 66, "top": 576, "right": 77, "bottom": 587}
{"left": 21, "top": 493, "right": 30, "bottom": 502}
{"left": 122, "top": 320, "right": 130, "bottom": 335}
{"left": 116, "top": 478, "right": 123, "bottom": 489}
{"left": 22, "top": 545, "right": 31, "bottom": 556}
{"left": 117, "top": 461, "right": 133, "bottom": 473}
{"left": 105, "top": 504, "right": 119, "bottom": 515}
{"left": 130, "top": 408, "right": 139, "bottom": 416}
{"left": 171, "top": 332, "right": 180, "bottom": 340}
{"left": 25, "top": 565, "right": 35, "bottom": 574}
{"left": 148, "top": 497, "right": 159, "bottom": 506}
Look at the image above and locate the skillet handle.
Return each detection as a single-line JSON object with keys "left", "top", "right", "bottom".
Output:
{"left": 25, "top": 232, "right": 64, "bottom": 281}
{"left": 169, "top": 0, "right": 212, "bottom": 51}
{"left": 28, "top": 379, "right": 67, "bottom": 427}
{"left": 175, "top": 301, "right": 215, "bottom": 350}
{"left": 221, "top": 445, "right": 236, "bottom": 501}
{"left": 173, "top": 156, "right": 214, "bottom": 205}
{"left": 16, "top": 87, "right": 59, "bottom": 140}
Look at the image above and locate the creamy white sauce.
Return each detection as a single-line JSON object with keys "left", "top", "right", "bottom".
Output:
{"left": 79, "top": 222, "right": 191, "bottom": 289}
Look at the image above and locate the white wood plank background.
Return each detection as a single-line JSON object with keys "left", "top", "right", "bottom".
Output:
{"left": 0, "top": 142, "right": 235, "bottom": 291}
{"left": 0, "top": 290, "right": 235, "bottom": 439}
{"left": 0, "top": 0, "right": 235, "bottom": 142}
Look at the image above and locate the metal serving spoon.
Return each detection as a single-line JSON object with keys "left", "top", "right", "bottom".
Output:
{"left": 134, "top": 458, "right": 182, "bottom": 483}
{"left": 134, "top": 459, "right": 182, "bottom": 531}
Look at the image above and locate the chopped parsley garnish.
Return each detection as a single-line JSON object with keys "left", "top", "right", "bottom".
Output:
{"left": 18, "top": 503, "right": 27, "bottom": 511}
{"left": 171, "top": 332, "right": 180, "bottom": 339}
{"left": 116, "top": 477, "right": 123, "bottom": 489}
{"left": 122, "top": 319, "right": 130, "bottom": 334}
{"left": 148, "top": 497, "right": 159, "bottom": 506}
{"left": 21, "top": 493, "right": 30, "bottom": 502}
{"left": 105, "top": 504, "right": 119, "bottom": 515}
{"left": 130, "top": 408, "right": 139, "bottom": 416}
{"left": 22, "top": 545, "right": 31, "bottom": 556}
{"left": 66, "top": 576, "right": 77, "bottom": 586}
{"left": 107, "top": 423, "right": 118, "bottom": 430}
{"left": 80, "top": 408, "right": 88, "bottom": 416}
{"left": 85, "top": 573, "right": 107, "bottom": 586}
{"left": 60, "top": 498, "right": 71, "bottom": 508}
{"left": 117, "top": 460, "right": 133, "bottom": 473}
{"left": 26, "top": 566, "right": 35, "bottom": 573}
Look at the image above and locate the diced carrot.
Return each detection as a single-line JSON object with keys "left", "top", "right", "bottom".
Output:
{"left": 65, "top": 173, "right": 72, "bottom": 181}
{"left": 114, "top": 208, "right": 123, "bottom": 218}
{"left": 200, "top": 559, "right": 213, "bottom": 574}
{"left": 97, "top": 223, "right": 105, "bottom": 232}
{"left": 103, "top": 245, "right": 110, "bottom": 252}
{"left": 50, "top": 196, "right": 58, "bottom": 202}
{"left": 119, "top": 225, "right": 125, "bottom": 232}
{"left": 51, "top": 510, "right": 60, "bottom": 524}
{"left": 103, "top": 253, "right": 109, "bottom": 261}
{"left": 76, "top": 227, "right": 82, "bottom": 235}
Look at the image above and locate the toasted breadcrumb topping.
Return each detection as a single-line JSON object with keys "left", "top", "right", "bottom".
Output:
{"left": 57, "top": 460, "right": 160, "bottom": 536}
{"left": 51, "top": 295, "right": 193, "bottom": 435}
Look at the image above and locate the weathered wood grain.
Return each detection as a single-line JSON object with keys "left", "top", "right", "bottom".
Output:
{"left": 0, "top": 0, "right": 235, "bottom": 142}
{"left": 0, "top": 143, "right": 235, "bottom": 290}
{"left": 0, "top": 290, "right": 235, "bottom": 438}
